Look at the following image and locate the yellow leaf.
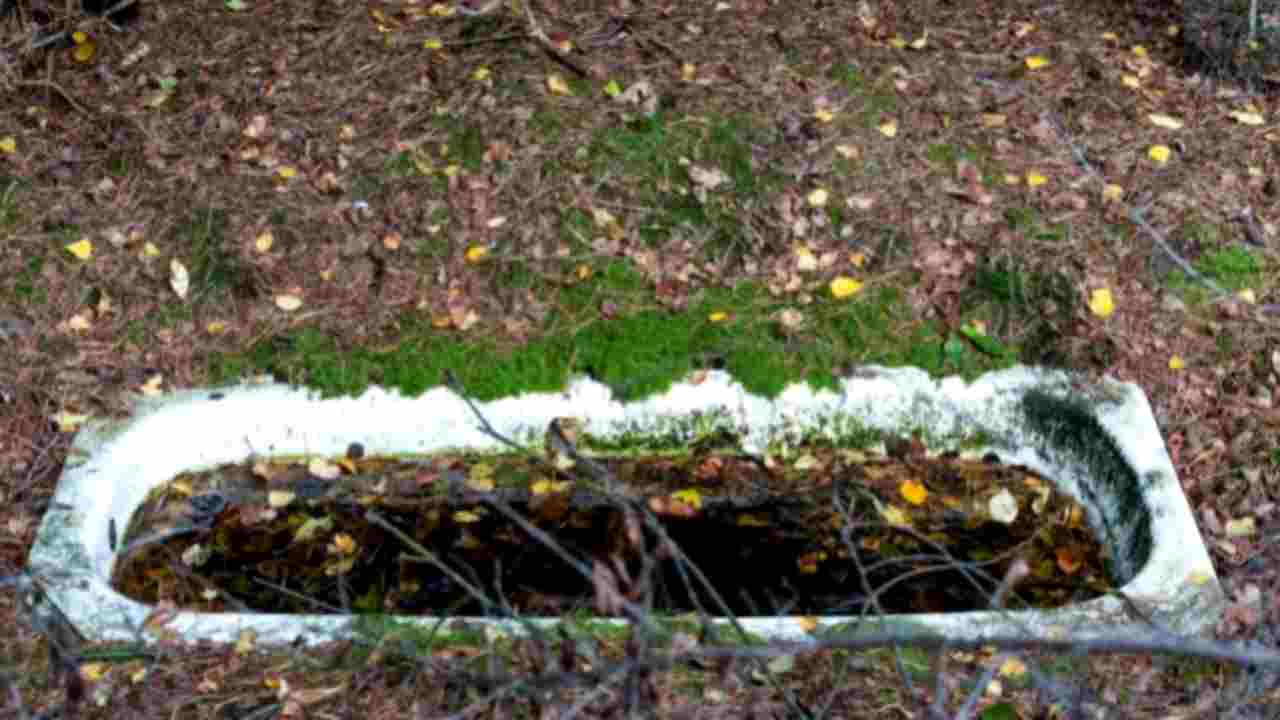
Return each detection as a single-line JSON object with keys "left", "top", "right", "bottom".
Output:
{"left": 1186, "top": 569, "right": 1213, "bottom": 586}
{"left": 1168, "top": 355, "right": 1185, "bottom": 370}
{"left": 1132, "top": 45, "right": 1148, "bottom": 57}
{"left": 1147, "top": 144, "right": 1171, "bottom": 164}
{"left": 878, "top": 119, "right": 897, "bottom": 137}
{"left": 423, "top": 38, "right": 443, "bottom": 50}
{"left": 888, "top": 35, "right": 906, "bottom": 50}
{"left": 1148, "top": 113, "right": 1183, "bottom": 130}
{"left": 465, "top": 245, "right": 489, "bottom": 262}
{"left": 72, "top": 39, "right": 96, "bottom": 64}
{"left": 1088, "top": 288, "right": 1115, "bottom": 318}
{"left": 275, "top": 294, "right": 303, "bottom": 311}
{"left": 999, "top": 658, "right": 1027, "bottom": 677}
{"left": 797, "top": 616, "right": 820, "bottom": 633}
{"left": 531, "top": 478, "right": 570, "bottom": 495}
{"left": 708, "top": 311, "right": 729, "bottom": 323}
{"left": 1102, "top": 184, "right": 1124, "bottom": 202}
{"left": 66, "top": 238, "right": 93, "bottom": 260}
{"left": 0, "top": 136, "right": 15, "bottom": 154}
{"left": 899, "top": 479, "right": 928, "bottom": 505}
{"left": 681, "top": 63, "right": 696, "bottom": 82}
{"left": 206, "top": 320, "right": 227, "bottom": 335}
{"left": 1121, "top": 74, "right": 1141, "bottom": 89}
{"left": 879, "top": 504, "right": 911, "bottom": 527}
{"left": 814, "top": 108, "right": 835, "bottom": 123}
{"left": 603, "top": 80, "right": 622, "bottom": 97}
{"left": 143, "top": 242, "right": 160, "bottom": 257}
{"left": 466, "top": 463, "right": 495, "bottom": 492}
{"left": 910, "top": 30, "right": 928, "bottom": 49}
{"left": 255, "top": 231, "right": 274, "bottom": 252}
{"left": 736, "top": 513, "right": 769, "bottom": 527}
{"left": 1024, "top": 55, "right": 1050, "bottom": 70}
{"left": 472, "top": 67, "right": 491, "bottom": 81}
{"left": 848, "top": 251, "right": 867, "bottom": 268}
{"left": 671, "top": 488, "right": 702, "bottom": 510}
{"left": 829, "top": 276, "right": 863, "bottom": 299}
{"left": 1238, "top": 288, "right": 1257, "bottom": 304}
{"left": 453, "top": 510, "right": 481, "bottom": 524}
{"left": 807, "top": 187, "right": 829, "bottom": 207}
{"left": 1100, "top": 31, "right": 1119, "bottom": 42}
{"left": 276, "top": 166, "right": 297, "bottom": 179}
{"left": 1026, "top": 170, "right": 1047, "bottom": 187}
{"left": 546, "top": 74, "right": 572, "bottom": 95}
{"left": 51, "top": 411, "right": 90, "bottom": 432}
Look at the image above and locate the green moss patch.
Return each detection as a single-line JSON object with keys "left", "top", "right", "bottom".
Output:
{"left": 211, "top": 258, "right": 1018, "bottom": 402}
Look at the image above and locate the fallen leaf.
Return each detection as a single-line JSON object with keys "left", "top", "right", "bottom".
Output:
{"left": 1024, "top": 55, "right": 1050, "bottom": 70}
{"left": 275, "top": 294, "right": 303, "bottom": 311}
{"left": 546, "top": 74, "right": 573, "bottom": 95}
{"left": 66, "top": 238, "right": 93, "bottom": 260}
{"left": 1148, "top": 113, "right": 1183, "bottom": 130}
{"left": 1148, "top": 145, "right": 1171, "bottom": 164}
{"left": 169, "top": 259, "right": 189, "bottom": 299}
{"left": 1088, "top": 288, "right": 1115, "bottom": 318}
{"left": 829, "top": 276, "right": 863, "bottom": 299}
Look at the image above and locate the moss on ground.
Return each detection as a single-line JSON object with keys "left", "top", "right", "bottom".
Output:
{"left": 210, "top": 258, "right": 1018, "bottom": 402}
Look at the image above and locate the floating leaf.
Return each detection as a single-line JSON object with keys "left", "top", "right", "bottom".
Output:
{"left": 308, "top": 458, "right": 341, "bottom": 480}
{"left": 466, "top": 463, "right": 495, "bottom": 492}
{"left": 1088, "top": 288, "right": 1115, "bottom": 318}
{"left": 66, "top": 238, "right": 93, "bottom": 260}
{"left": 988, "top": 489, "right": 1019, "bottom": 524}
{"left": 879, "top": 504, "right": 911, "bottom": 527}
{"left": 829, "top": 276, "right": 863, "bottom": 299}
{"left": 1055, "top": 546, "right": 1082, "bottom": 575}
{"left": 671, "top": 488, "right": 702, "bottom": 511}
{"left": 899, "top": 479, "right": 928, "bottom": 505}
{"left": 51, "top": 411, "right": 90, "bottom": 432}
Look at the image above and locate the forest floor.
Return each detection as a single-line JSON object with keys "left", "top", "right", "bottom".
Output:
{"left": 2, "top": 0, "right": 1280, "bottom": 716}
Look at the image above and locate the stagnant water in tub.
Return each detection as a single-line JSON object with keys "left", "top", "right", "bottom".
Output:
{"left": 112, "top": 439, "right": 1109, "bottom": 616}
